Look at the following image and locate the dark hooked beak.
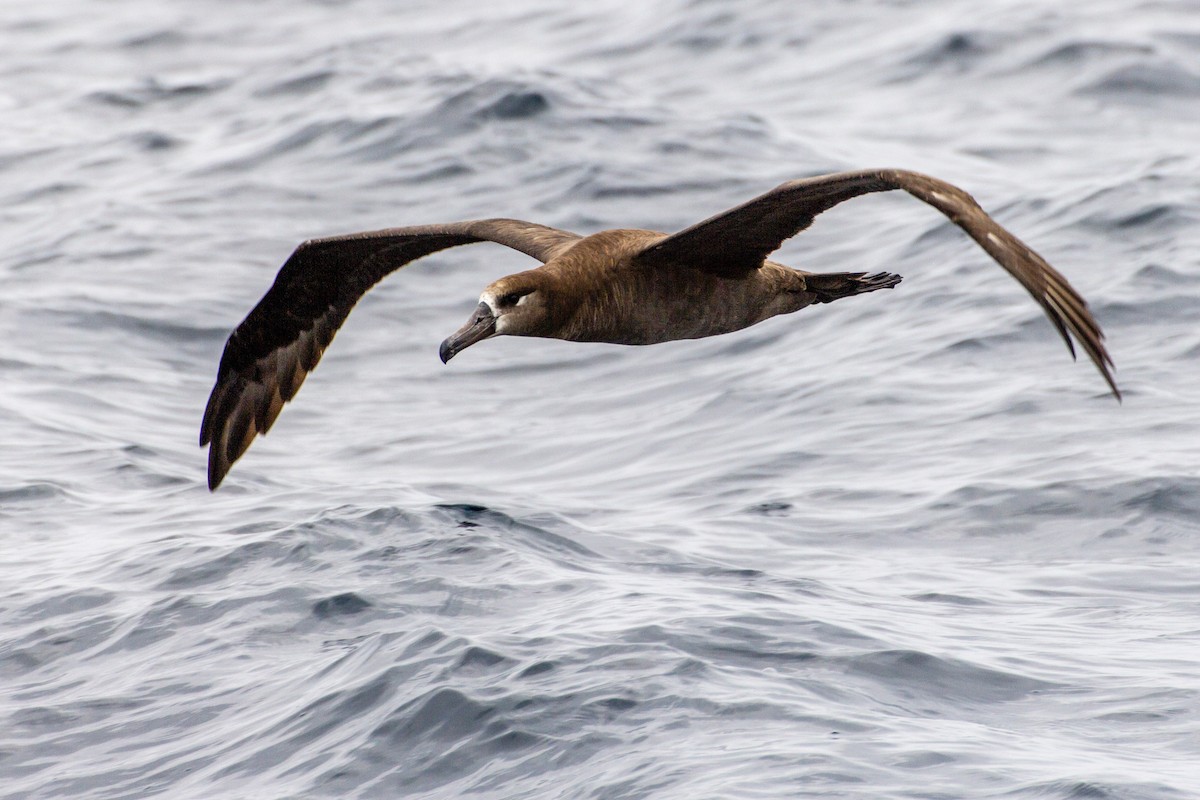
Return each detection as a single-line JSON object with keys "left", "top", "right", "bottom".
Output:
{"left": 439, "top": 302, "right": 496, "bottom": 363}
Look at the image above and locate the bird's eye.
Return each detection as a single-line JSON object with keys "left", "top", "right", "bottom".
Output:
{"left": 500, "top": 292, "right": 522, "bottom": 307}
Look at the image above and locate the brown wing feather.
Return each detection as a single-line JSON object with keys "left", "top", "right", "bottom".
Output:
{"left": 636, "top": 169, "right": 1119, "bottom": 399}
{"left": 200, "top": 219, "right": 580, "bottom": 490}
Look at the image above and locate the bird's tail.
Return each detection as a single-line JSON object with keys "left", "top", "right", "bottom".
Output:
{"left": 806, "top": 271, "right": 902, "bottom": 304}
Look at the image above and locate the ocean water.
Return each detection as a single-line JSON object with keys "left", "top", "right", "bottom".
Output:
{"left": 2, "top": 0, "right": 1199, "bottom": 797}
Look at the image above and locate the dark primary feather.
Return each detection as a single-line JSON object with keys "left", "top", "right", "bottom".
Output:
{"left": 200, "top": 219, "right": 580, "bottom": 490}
{"left": 636, "top": 168, "right": 1119, "bottom": 398}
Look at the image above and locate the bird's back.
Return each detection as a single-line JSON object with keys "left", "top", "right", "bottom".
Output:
{"left": 544, "top": 229, "right": 803, "bottom": 345}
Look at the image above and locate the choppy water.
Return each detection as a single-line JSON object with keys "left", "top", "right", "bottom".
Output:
{"left": 3, "top": 1, "right": 1200, "bottom": 797}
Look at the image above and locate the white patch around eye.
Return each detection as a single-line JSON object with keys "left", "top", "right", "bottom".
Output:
{"left": 516, "top": 293, "right": 531, "bottom": 306}
{"left": 479, "top": 293, "right": 499, "bottom": 316}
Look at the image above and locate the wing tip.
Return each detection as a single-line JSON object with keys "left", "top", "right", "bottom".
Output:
{"left": 205, "top": 425, "right": 232, "bottom": 491}
{"left": 207, "top": 461, "right": 225, "bottom": 492}
{"left": 1057, "top": 314, "right": 1122, "bottom": 403}
{"left": 1101, "top": 367, "right": 1123, "bottom": 403}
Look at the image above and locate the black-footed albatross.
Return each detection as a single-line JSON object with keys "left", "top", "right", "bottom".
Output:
{"left": 201, "top": 168, "right": 1119, "bottom": 490}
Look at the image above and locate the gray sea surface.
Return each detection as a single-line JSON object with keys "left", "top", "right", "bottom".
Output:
{"left": 3, "top": 0, "right": 1199, "bottom": 797}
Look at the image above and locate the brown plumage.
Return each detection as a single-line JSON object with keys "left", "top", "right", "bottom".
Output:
{"left": 201, "top": 168, "right": 1119, "bottom": 490}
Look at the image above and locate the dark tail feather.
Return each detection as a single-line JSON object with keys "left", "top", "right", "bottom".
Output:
{"left": 807, "top": 271, "right": 902, "bottom": 304}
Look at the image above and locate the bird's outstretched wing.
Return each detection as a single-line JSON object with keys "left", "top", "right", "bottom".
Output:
{"left": 634, "top": 168, "right": 1118, "bottom": 399}
{"left": 200, "top": 219, "right": 580, "bottom": 490}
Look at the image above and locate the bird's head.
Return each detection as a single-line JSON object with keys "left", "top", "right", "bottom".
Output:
{"left": 439, "top": 271, "right": 558, "bottom": 363}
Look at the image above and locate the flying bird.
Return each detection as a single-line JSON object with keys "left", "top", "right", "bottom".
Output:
{"left": 201, "top": 168, "right": 1119, "bottom": 490}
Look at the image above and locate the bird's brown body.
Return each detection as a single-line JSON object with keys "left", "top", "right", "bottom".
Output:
{"left": 497, "top": 229, "right": 818, "bottom": 345}
{"left": 201, "top": 169, "right": 1118, "bottom": 490}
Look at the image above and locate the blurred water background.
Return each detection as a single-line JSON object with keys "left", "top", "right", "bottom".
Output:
{"left": 2, "top": 0, "right": 1199, "bottom": 797}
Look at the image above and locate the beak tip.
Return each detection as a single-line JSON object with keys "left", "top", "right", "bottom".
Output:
{"left": 440, "top": 302, "right": 496, "bottom": 364}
